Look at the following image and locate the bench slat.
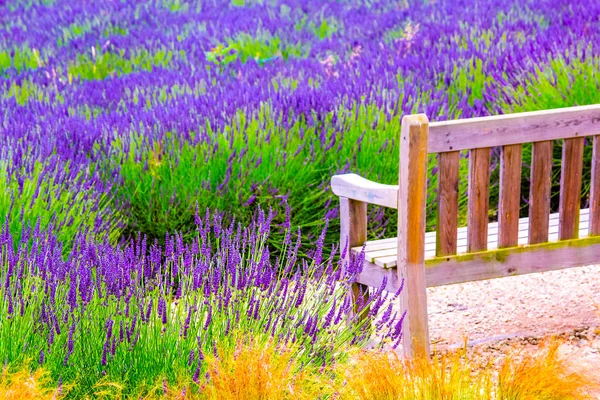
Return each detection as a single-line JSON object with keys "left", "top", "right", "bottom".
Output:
{"left": 499, "top": 144, "right": 522, "bottom": 248}
{"left": 360, "top": 209, "right": 591, "bottom": 250}
{"left": 355, "top": 209, "right": 590, "bottom": 269}
{"left": 428, "top": 104, "right": 600, "bottom": 153}
{"left": 590, "top": 136, "right": 600, "bottom": 236}
{"left": 436, "top": 151, "right": 460, "bottom": 256}
{"left": 559, "top": 137, "right": 584, "bottom": 240}
{"left": 528, "top": 141, "right": 553, "bottom": 244}
{"left": 467, "top": 147, "right": 491, "bottom": 252}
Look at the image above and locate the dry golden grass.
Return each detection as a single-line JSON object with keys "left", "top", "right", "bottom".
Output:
{"left": 332, "top": 345, "right": 491, "bottom": 400}
{"left": 496, "top": 342, "right": 599, "bottom": 400}
{"left": 198, "top": 335, "right": 327, "bottom": 400}
{"left": 8, "top": 336, "right": 599, "bottom": 399}
{"left": 332, "top": 341, "right": 600, "bottom": 400}
{"left": 0, "top": 364, "right": 67, "bottom": 400}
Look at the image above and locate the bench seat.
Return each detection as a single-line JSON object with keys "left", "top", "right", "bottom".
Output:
{"left": 353, "top": 208, "right": 591, "bottom": 269}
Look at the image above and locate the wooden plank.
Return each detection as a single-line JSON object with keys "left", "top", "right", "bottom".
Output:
{"left": 397, "top": 114, "right": 430, "bottom": 358}
{"left": 361, "top": 209, "right": 591, "bottom": 268}
{"left": 339, "top": 197, "right": 370, "bottom": 321}
{"left": 363, "top": 208, "right": 591, "bottom": 248}
{"left": 436, "top": 151, "right": 460, "bottom": 256}
{"left": 357, "top": 237, "right": 600, "bottom": 291}
{"left": 426, "top": 237, "right": 600, "bottom": 287}
{"left": 356, "top": 260, "right": 402, "bottom": 292}
{"left": 498, "top": 144, "right": 522, "bottom": 247}
{"left": 428, "top": 104, "right": 600, "bottom": 153}
{"left": 559, "top": 137, "right": 584, "bottom": 240}
{"left": 590, "top": 136, "right": 600, "bottom": 236}
{"left": 528, "top": 141, "right": 553, "bottom": 244}
{"left": 331, "top": 174, "right": 398, "bottom": 209}
{"left": 467, "top": 148, "right": 491, "bottom": 252}
{"left": 359, "top": 209, "right": 591, "bottom": 253}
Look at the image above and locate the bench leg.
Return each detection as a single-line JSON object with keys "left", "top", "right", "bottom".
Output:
{"left": 398, "top": 114, "right": 431, "bottom": 358}
{"left": 351, "top": 282, "right": 370, "bottom": 323}
{"left": 339, "top": 197, "right": 371, "bottom": 324}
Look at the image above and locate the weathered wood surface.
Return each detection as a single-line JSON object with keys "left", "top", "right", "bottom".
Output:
{"left": 591, "top": 136, "right": 600, "bottom": 236}
{"left": 559, "top": 137, "right": 584, "bottom": 240}
{"left": 425, "top": 237, "right": 600, "bottom": 287}
{"left": 355, "top": 236, "right": 600, "bottom": 291}
{"left": 331, "top": 174, "right": 398, "bottom": 209}
{"left": 355, "top": 208, "right": 591, "bottom": 268}
{"left": 498, "top": 144, "right": 522, "bottom": 248}
{"left": 436, "top": 151, "right": 460, "bottom": 256}
{"left": 397, "top": 114, "right": 430, "bottom": 357}
{"left": 467, "top": 148, "right": 491, "bottom": 252}
{"left": 528, "top": 141, "right": 553, "bottom": 244}
{"left": 428, "top": 104, "right": 600, "bottom": 153}
{"left": 339, "top": 197, "right": 369, "bottom": 321}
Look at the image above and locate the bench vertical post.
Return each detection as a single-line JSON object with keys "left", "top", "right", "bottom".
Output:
{"left": 339, "top": 197, "right": 370, "bottom": 321}
{"left": 559, "top": 137, "right": 584, "bottom": 240}
{"left": 529, "top": 141, "right": 553, "bottom": 244}
{"left": 590, "top": 136, "right": 600, "bottom": 236}
{"left": 397, "top": 114, "right": 430, "bottom": 358}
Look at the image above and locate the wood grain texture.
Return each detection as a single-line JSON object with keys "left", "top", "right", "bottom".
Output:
{"left": 428, "top": 104, "right": 600, "bottom": 153}
{"left": 397, "top": 114, "right": 430, "bottom": 358}
{"left": 339, "top": 197, "right": 370, "bottom": 321}
{"left": 498, "top": 144, "right": 522, "bottom": 248}
{"left": 355, "top": 208, "right": 591, "bottom": 268}
{"left": 331, "top": 174, "right": 398, "bottom": 209}
{"left": 467, "top": 148, "right": 491, "bottom": 252}
{"left": 355, "top": 236, "right": 600, "bottom": 291}
{"left": 425, "top": 237, "right": 600, "bottom": 287}
{"left": 356, "top": 259, "right": 402, "bottom": 292}
{"left": 528, "top": 141, "right": 553, "bottom": 244}
{"left": 436, "top": 151, "right": 460, "bottom": 256}
{"left": 559, "top": 137, "right": 584, "bottom": 240}
{"left": 590, "top": 136, "right": 600, "bottom": 236}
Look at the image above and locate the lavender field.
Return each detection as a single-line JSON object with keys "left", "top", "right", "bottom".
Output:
{"left": 1, "top": 0, "right": 600, "bottom": 397}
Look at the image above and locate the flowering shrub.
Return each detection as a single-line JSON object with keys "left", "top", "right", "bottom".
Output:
{"left": 0, "top": 208, "right": 402, "bottom": 397}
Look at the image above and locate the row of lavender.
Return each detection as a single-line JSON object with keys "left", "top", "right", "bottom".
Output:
{"left": 1, "top": 207, "right": 404, "bottom": 396}
{"left": 2, "top": 0, "right": 599, "bottom": 250}
{"left": 1, "top": 0, "right": 599, "bottom": 395}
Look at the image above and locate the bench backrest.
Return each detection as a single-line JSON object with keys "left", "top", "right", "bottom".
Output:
{"left": 408, "top": 104, "right": 600, "bottom": 259}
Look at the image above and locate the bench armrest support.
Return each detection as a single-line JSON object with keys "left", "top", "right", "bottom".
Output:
{"left": 331, "top": 174, "right": 398, "bottom": 209}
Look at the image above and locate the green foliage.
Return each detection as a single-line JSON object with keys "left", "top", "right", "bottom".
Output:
{"left": 0, "top": 46, "right": 44, "bottom": 75}
{"left": 57, "top": 21, "right": 93, "bottom": 46}
{"left": 206, "top": 32, "right": 308, "bottom": 67}
{"left": 116, "top": 103, "right": 406, "bottom": 253}
{"left": 504, "top": 55, "right": 600, "bottom": 112}
{"left": 501, "top": 54, "right": 600, "bottom": 216}
{"left": 3, "top": 79, "right": 47, "bottom": 105}
{"left": 310, "top": 17, "right": 340, "bottom": 40}
{"left": 68, "top": 47, "right": 174, "bottom": 81}
{"left": 161, "top": 0, "right": 189, "bottom": 13}
{"left": 2, "top": 229, "right": 374, "bottom": 398}
{"left": 0, "top": 161, "right": 120, "bottom": 253}
{"left": 436, "top": 57, "right": 496, "bottom": 111}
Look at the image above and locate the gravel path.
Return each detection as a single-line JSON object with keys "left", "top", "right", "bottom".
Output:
{"left": 423, "top": 264, "right": 600, "bottom": 348}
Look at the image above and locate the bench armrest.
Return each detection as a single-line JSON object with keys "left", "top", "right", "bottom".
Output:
{"left": 331, "top": 174, "right": 398, "bottom": 209}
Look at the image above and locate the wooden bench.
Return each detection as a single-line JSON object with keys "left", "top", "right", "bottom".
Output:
{"left": 331, "top": 105, "right": 600, "bottom": 357}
